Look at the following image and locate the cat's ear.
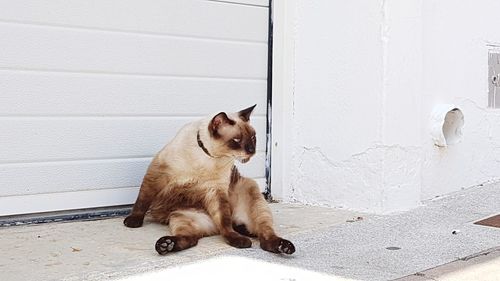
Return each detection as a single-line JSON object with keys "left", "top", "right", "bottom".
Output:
{"left": 238, "top": 104, "right": 256, "bottom": 122}
{"left": 210, "top": 112, "right": 235, "bottom": 136}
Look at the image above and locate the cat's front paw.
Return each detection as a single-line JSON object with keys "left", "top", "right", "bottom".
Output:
{"left": 123, "top": 215, "right": 144, "bottom": 228}
{"left": 260, "top": 237, "right": 295, "bottom": 255}
{"left": 225, "top": 232, "right": 252, "bottom": 248}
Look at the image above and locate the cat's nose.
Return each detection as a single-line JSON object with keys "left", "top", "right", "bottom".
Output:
{"left": 245, "top": 143, "right": 255, "bottom": 154}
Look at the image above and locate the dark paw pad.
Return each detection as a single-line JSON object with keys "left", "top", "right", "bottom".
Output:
{"left": 261, "top": 237, "right": 295, "bottom": 255}
{"left": 155, "top": 236, "right": 177, "bottom": 255}
{"left": 123, "top": 215, "right": 144, "bottom": 228}
{"left": 277, "top": 239, "right": 295, "bottom": 255}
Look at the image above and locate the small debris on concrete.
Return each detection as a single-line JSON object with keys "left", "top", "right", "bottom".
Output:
{"left": 452, "top": 230, "right": 460, "bottom": 235}
{"left": 71, "top": 247, "right": 82, "bottom": 252}
{"left": 346, "top": 216, "right": 363, "bottom": 223}
{"left": 386, "top": 246, "right": 401, "bottom": 251}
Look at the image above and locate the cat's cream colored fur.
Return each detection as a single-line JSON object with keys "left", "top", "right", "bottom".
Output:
{"left": 124, "top": 105, "right": 295, "bottom": 255}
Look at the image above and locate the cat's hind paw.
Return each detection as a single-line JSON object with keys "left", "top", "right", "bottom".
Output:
{"left": 155, "top": 236, "right": 177, "bottom": 255}
{"left": 277, "top": 238, "right": 295, "bottom": 255}
{"left": 260, "top": 237, "right": 295, "bottom": 255}
{"left": 225, "top": 232, "right": 252, "bottom": 248}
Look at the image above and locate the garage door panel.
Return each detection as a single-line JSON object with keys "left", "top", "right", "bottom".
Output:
{"left": 0, "top": 0, "right": 269, "bottom": 216}
{"left": 0, "top": 118, "right": 267, "bottom": 163}
{"left": 0, "top": 71, "right": 267, "bottom": 116}
{"left": 0, "top": 158, "right": 150, "bottom": 197}
{"left": 0, "top": 187, "right": 140, "bottom": 217}
{"left": 0, "top": 22, "right": 267, "bottom": 79}
{"left": 0, "top": 177, "right": 268, "bottom": 217}
{"left": 0, "top": 153, "right": 266, "bottom": 196}
{"left": 207, "top": 1, "right": 268, "bottom": 7}
{"left": 0, "top": 0, "right": 268, "bottom": 42}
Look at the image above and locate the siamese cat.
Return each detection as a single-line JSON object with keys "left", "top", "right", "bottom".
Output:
{"left": 124, "top": 105, "right": 295, "bottom": 255}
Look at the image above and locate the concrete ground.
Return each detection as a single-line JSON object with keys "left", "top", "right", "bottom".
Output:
{"left": 396, "top": 247, "right": 500, "bottom": 281}
{"left": 0, "top": 182, "right": 499, "bottom": 281}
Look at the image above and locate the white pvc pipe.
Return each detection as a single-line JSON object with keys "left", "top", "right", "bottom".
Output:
{"left": 430, "top": 104, "right": 464, "bottom": 147}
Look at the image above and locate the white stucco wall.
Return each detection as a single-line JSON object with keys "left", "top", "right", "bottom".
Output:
{"left": 277, "top": 0, "right": 500, "bottom": 213}
{"left": 420, "top": 0, "right": 500, "bottom": 200}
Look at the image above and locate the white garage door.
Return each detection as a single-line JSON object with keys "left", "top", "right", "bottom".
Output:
{"left": 0, "top": 0, "right": 269, "bottom": 217}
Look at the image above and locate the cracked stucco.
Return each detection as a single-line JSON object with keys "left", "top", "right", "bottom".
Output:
{"left": 284, "top": 0, "right": 500, "bottom": 214}
{"left": 291, "top": 145, "right": 421, "bottom": 214}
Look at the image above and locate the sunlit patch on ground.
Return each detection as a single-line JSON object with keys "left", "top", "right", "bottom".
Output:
{"left": 119, "top": 255, "right": 357, "bottom": 281}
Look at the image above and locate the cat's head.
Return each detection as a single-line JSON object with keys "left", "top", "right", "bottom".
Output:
{"left": 208, "top": 105, "right": 257, "bottom": 163}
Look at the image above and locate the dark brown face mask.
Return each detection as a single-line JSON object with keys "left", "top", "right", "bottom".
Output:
{"left": 207, "top": 105, "right": 257, "bottom": 161}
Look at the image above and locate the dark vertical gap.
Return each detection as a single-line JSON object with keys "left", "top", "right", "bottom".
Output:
{"left": 263, "top": 0, "right": 274, "bottom": 201}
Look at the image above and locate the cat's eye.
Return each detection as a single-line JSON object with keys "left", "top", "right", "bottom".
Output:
{"left": 233, "top": 138, "right": 241, "bottom": 143}
{"left": 251, "top": 135, "right": 256, "bottom": 141}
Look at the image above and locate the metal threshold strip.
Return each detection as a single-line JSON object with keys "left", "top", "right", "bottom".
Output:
{"left": 0, "top": 205, "right": 131, "bottom": 227}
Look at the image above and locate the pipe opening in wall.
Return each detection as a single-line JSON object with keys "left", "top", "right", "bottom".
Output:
{"left": 442, "top": 108, "right": 464, "bottom": 146}
{"left": 431, "top": 105, "right": 464, "bottom": 147}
